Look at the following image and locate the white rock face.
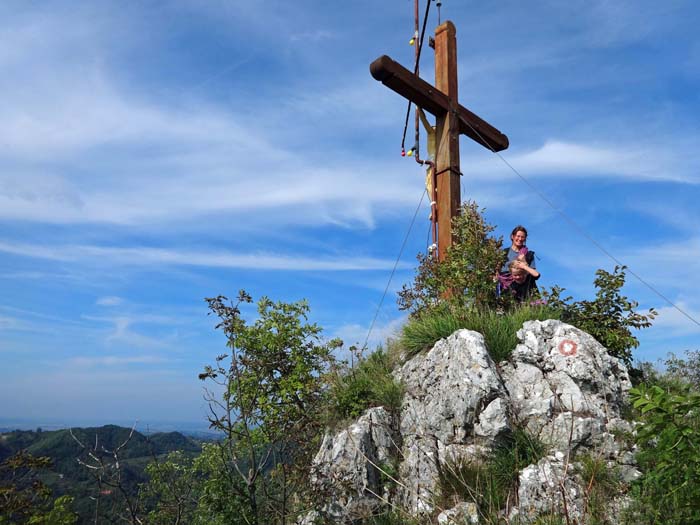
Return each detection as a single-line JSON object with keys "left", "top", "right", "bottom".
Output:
{"left": 501, "top": 320, "right": 631, "bottom": 454}
{"left": 307, "top": 407, "right": 395, "bottom": 522}
{"left": 393, "top": 329, "right": 506, "bottom": 513}
{"left": 512, "top": 452, "right": 586, "bottom": 524}
{"left": 307, "top": 321, "right": 637, "bottom": 523}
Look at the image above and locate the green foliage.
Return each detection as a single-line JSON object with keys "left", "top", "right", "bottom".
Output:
{"left": 399, "top": 304, "right": 461, "bottom": 357}
{"left": 202, "top": 291, "right": 340, "bottom": 442}
{"left": 0, "top": 451, "right": 77, "bottom": 525}
{"left": 437, "top": 458, "right": 500, "bottom": 521}
{"left": 0, "top": 425, "right": 201, "bottom": 523}
{"left": 200, "top": 290, "right": 341, "bottom": 524}
{"left": 398, "top": 201, "right": 508, "bottom": 315}
{"left": 328, "top": 347, "right": 404, "bottom": 423}
{"left": 491, "top": 429, "right": 547, "bottom": 493}
{"left": 543, "top": 266, "right": 656, "bottom": 366}
{"left": 140, "top": 443, "right": 264, "bottom": 525}
{"left": 400, "top": 303, "right": 560, "bottom": 363}
{"left": 626, "top": 383, "right": 700, "bottom": 523}
{"left": 141, "top": 451, "right": 200, "bottom": 525}
{"left": 26, "top": 496, "right": 77, "bottom": 525}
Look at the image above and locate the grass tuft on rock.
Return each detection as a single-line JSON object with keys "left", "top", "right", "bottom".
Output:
{"left": 437, "top": 428, "right": 547, "bottom": 522}
{"left": 400, "top": 303, "right": 561, "bottom": 363}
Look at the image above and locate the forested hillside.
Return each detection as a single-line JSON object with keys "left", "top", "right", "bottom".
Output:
{"left": 0, "top": 425, "right": 202, "bottom": 523}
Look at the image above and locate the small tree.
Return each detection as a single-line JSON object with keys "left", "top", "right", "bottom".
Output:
{"left": 199, "top": 291, "right": 341, "bottom": 525}
{"left": 141, "top": 451, "right": 200, "bottom": 525}
{"left": 398, "top": 201, "right": 507, "bottom": 316}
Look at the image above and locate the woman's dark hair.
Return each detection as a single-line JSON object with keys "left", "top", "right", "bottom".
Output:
{"left": 511, "top": 225, "right": 528, "bottom": 237}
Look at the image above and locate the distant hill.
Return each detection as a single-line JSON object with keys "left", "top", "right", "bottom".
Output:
{"left": 0, "top": 425, "right": 203, "bottom": 524}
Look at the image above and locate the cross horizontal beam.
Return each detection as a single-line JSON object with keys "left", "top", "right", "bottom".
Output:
{"left": 370, "top": 55, "right": 509, "bottom": 152}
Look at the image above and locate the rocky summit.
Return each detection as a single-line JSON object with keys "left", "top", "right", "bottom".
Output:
{"left": 304, "top": 320, "right": 639, "bottom": 524}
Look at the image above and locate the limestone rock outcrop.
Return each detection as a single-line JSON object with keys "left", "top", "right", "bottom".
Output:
{"left": 306, "top": 407, "right": 396, "bottom": 523}
{"left": 306, "top": 320, "right": 638, "bottom": 524}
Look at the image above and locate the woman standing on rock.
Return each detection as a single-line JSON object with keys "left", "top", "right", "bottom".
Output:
{"left": 497, "top": 225, "right": 540, "bottom": 300}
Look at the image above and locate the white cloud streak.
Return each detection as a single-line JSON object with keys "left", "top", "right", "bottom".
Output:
{"left": 651, "top": 301, "right": 700, "bottom": 338}
{"left": 69, "top": 355, "right": 167, "bottom": 367}
{"left": 464, "top": 140, "right": 700, "bottom": 184}
{"left": 0, "top": 240, "right": 409, "bottom": 271}
{"left": 96, "top": 296, "right": 124, "bottom": 306}
{"left": 331, "top": 316, "right": 406, "bottom": 357}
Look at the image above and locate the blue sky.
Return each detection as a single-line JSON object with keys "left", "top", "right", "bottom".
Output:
{"left": 1, "top": 0, "right": 698, "bottom": 429}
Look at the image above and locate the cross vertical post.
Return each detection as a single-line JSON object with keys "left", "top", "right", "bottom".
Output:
{"left": 433, "top": 21, "right": 461, "bottom": 261}
{"left": 369, "top": 20, "right": 509, "bottom": 262}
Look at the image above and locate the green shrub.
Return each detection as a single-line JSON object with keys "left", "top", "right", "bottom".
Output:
{"left": 437, "top": 458, "right": 500, "bottom": 521}
{"left": 397, "top": 201, "right": 508, "bottom": 315}
{"left": 328, "top": 348, "right": 404, "bottom": 424}
{"left": 542, "top": 266, "right": 656, "bottom": 367}
{"left": 626, "top": 384, "right": 700, "bottom": 523}
{"left": 490, "top": 429, "right": 547, "bottom": 494}
{"left": 399, "top": 304, "right": 462, "bottom": 358}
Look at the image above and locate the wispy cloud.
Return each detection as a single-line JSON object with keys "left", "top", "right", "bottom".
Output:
{"left": 69, "top": 354, "right": 168, "bottom": 367}
{"left": 96, "top": 296, "right": 124, "bottom": 307}
{"left": 651, "top": 301, "right": 700, "bottom": 338}
{"left": 0, "top": 240, "right": 410, "bottom": 271}
{"left": 0, "top": 315, "right": 29, "bottom": 332}
{"left": 465, "top": 140, "right": 700, "bottom": 184}
{"left": 103, "top": 317, "right": 169, "bottom": 349}
{"left": 331, "top": 316, "right": 406, "bottom": 357}
{"left": 289, "top": 30, "right": 334, "bottom": 43}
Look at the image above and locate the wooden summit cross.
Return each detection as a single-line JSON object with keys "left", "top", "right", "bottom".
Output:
{"left": 370, "top": 21, "right": 509, "bottom": 261}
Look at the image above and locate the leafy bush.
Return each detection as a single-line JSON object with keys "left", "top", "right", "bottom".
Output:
{"left": 328, "top": 347, "right": 404, "bottom": 423}
{"left": 543, "top": 266, "right": 656, "bottom": 367}
{"left": 398, "top": 201, "right": 508, "bottom": 315}
{"left": 0, "top": 452, "right": 77, "bottom": 525}
{"left": 626, "top": 384, "right": 700, "bottom": 523}
{"left": 400, "top": 303, "right": 560, "bottom": 363}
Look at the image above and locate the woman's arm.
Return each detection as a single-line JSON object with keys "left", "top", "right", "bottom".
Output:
{"left": 514, "top": 260, "right": 540, "bottom": 279}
